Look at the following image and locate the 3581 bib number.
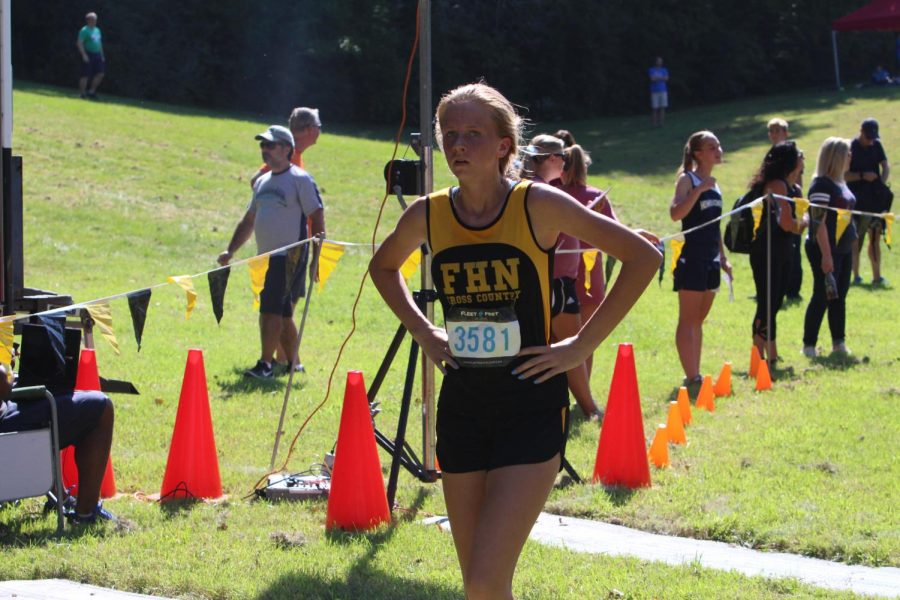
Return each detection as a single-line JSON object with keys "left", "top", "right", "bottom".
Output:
{"left": 445, "top": 307, "right": 521, "bottom": 368}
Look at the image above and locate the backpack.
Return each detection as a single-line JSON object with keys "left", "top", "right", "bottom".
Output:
{"left": 723, "top": 188, "right": 759, "bottom": 254}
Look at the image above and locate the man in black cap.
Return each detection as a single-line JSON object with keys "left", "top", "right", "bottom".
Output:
{"left": 847, "top": 118, "right": 892, "bottom": 286}
{"left": 218, "top": 126, "right": 326, "bottom": 378}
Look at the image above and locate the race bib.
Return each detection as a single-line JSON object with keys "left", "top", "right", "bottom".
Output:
{"left": 445, "top": 306, "right": 521, "bottom": 368}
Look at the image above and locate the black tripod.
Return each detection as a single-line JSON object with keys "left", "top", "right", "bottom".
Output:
{"left": 367, "top": 291, "right": 583, "bottom": 511}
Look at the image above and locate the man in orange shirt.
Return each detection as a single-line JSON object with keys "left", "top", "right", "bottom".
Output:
{"left": 250, "top": 107, "right": 321, "bottom": 187}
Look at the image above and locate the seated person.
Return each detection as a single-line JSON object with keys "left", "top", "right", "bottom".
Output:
{"left": 0, "top": 364, "right": 116, "bottom": 523}
{"left": 872, "top": 65, "right": 894, "bottom": 86}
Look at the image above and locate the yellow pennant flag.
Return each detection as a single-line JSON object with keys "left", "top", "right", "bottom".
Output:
{"left": 400, "top": 249, "right": 422, "bottom": 282}
{"left": 168, "top": 275, "right": 198, "bottom": 319}
{"left": 86, "top": 302, "right": 120, "bottom": 354}
{"left": 751, "top": 200, "right": 764, "bottom": 240}
{"left": 248, "top": 255, "right": 270, "bottom": 310}
{"left": 669, "top": 238, "right": 684, "bottom": 273}
{"left": 793, "top": 197, "right": 810, "bottom": 223}
{"left": 884, "top": 213, "right": 894, "bottom": 248}
{"left": 0, "top": 320, "right": 13, "bottom": 365}
{"left": 582, "top": 250, "right": 598, "bottom": 293}
{"left": 835, "top": 209, "right": 851, "bottom": 244}
{"left": 317, "top": 241, "right": 345, "bottom": 292}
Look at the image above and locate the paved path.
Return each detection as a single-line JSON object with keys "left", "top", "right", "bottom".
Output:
{"left": 424, "top": 513, "right": 900, "bottom": 598}
{"left": 0, "top": 579, "right": 167, "bottom": 599}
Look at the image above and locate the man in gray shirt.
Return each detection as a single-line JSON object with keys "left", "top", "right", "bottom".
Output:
{"left": 218, "top": 125, "right": 326, "bottom": 379}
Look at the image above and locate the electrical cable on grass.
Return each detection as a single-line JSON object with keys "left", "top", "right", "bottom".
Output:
{"left": 249, "top": 3, "right": 422, "bottom": 496}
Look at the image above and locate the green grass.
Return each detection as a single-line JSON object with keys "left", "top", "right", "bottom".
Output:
{"left": 1, "top": 81, "right": 898, "bottom": 599}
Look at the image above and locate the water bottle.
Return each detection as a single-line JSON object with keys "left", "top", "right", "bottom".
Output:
{"left": 824, "top": 272, "right": 838, "bottom": 301}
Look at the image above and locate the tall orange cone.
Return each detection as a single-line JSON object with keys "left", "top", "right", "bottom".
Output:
{"left": 160, "top": 349, "right": 222, "bottom": 501}
{"left": 593, "top": 343, "right": 651, "bottom": 488}
{"left": 61, "top": 348, "right": 117, "bottom": 498}
{"left": 327, "top": 371, "right": 391, "bottom": 530}
{"left": 695, "top": 375, "right": 715, "bottom": 412}
{"left": 713, "top": 362, "right": 732, "bottom": 397}
{"left": 755, "top": 358, "right": 772, "bottom": 391}
{"left": 666, "top": 401, "right": 687, "bottom": 445}
{"left": 648, "top": 425, "right": 669, "bottom": 468}
{"left": 676, "top": 386, "right": 692, "bottom": 426}
{"left": 749, "top": 346, "right": 761, "bottom": 378}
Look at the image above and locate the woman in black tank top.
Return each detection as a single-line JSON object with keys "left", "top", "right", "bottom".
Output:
{"left": 370, "top": 83, "right": 661, "bottom": 598}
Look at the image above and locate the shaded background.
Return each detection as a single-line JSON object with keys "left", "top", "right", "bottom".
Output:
{"left": 12, "top": 0, "right": 899, "bottom": 123}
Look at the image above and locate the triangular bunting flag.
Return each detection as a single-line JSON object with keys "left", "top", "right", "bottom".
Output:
{"left": 127, "top": 290, "right": 151, "bottom": 351}
{"left": 605, "top": 254, "right": 617, "bottom": 283}
{"left": 317, "top": 241, "right": 345, "bottom": 292}
{"left": 884, "top": 213, "right": 894, "bottom": 249}
{"left": 207, "top": 268, "right": 230, "bottom": 324}
{"left": 751, "top": 199, "right": 763, "bottom": 240}
{"left": 794, "top": 197, "right": 809, "bottom": 223}
{"left": 248, "top": 255, "right": 269, "bottom": 310}
{"left": 168, "top": 275, "right": 198, "bottom": 320}
{"left": 582, "top": 250, "right": 598, "bottom": 293}
{"left": 0, "top": 320, "right": 13, "bottom": 365}
{"left": 669, "top": 238, "right": 684, "bottom": 273}
{"left": 86, "top": 302, "right": 120, "bottom": 354}
{"left": 835, "top": 209, "right": 851, "bottom": 244}
{"left": 400, "top": 249, "right": 422, "bottom": 282}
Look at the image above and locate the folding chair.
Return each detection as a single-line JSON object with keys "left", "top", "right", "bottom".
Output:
{"left": 0, "top": 386, "right": 66, "bottom": 536}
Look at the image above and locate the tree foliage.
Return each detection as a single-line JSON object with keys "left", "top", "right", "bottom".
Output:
{"left": 12, "top": 0, "right": 896, "bottom": 123}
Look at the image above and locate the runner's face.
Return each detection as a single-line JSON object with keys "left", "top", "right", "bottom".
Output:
{"left": 440, "top": 100, "right": 511, "bottom": 179}
{"left": 694, "top": 137, "right": 723, "bottom": 167}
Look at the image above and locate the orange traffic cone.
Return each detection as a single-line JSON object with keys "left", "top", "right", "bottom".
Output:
{"left": 61, "top": 348, "right": 117, "bottom": 498}
{"left": 755, "top": 359, "right": 772, "bottom": 391}
{"left": 695, "top": 375, "right": 715, "bottom": 412}
{"left": 713, "top": 362, "right": 732, "bottom": 397}
{"left": 666, "top": 401, "right": 687, "bottom": 445}
{"left": 676, "top": 386, "right": 692, "bottom": 426}
{"left": 593, "top": 343, "right": 651, "bottom": 488}
{"left": 326, "top": 371, "right": 391, "bottom": 530}
{"left": 160, "top": 349, "right": 222, "bottom": 501}
{"left": 749, "top": 346, "right": 761, "bottom": 378}
{"left": 648, "top": 424, "right": 669, "bottom": 468}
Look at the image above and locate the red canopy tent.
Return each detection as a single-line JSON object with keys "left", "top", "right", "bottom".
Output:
{"left": 831, "top": 0, "right": 900, "bottom": 88}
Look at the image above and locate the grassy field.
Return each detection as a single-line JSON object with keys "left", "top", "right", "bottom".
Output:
{"left": 1, "top": 81, "right": 898, "bottom": 599}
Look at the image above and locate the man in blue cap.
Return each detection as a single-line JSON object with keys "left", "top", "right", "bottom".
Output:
{"left": 218, "top": 126, "right": 326, "bottom": 378}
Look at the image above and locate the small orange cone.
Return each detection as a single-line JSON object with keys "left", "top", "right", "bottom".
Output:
{"left": 755, "top": 359, "right": 772, "bottom": 391}
{"left": 749, "top": 346, "right": 761, "bottom": 378}
{"left": 160, "top": 349, "right": 222, "bottom": 501}
{"left": 666, "top": 401, "right": 687, "bottom": 445}
{"left": 695, "top": 375, "right": 715, "bottom": 412}
{"left": 713, "top": 362, "right": 732, "bottom": 397}
{"left": 676, "top": 386, "right": 692, "bottom": 426}
{"left": 61, "top": 348, "right": 117, "bottom": 498}
{"left": 648, "top": 425, "right": 669, "bottom": 468}
{"left": 593, "top": 343, "right": 651, "bottom": 488}
{"left": 326, "top": 371, "right": 391, "bottom": 530}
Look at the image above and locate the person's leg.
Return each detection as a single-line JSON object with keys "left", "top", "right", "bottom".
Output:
{"left": 676, "top": 290, "right": 714, "bottom": 380}
{"left": 441, "top": 470, "right": 488, "bottom": 584}
{"left": 462, "top": 456, "right": 560, "bottom": 600}
{"left": 551, "top": 311, "right": 598, "bottom": 417}
{"left": 827, "top": 252, "right": 852, "bottom": 350}
{"left": 72, "top": 397, "right": 114, "bottom": 514}
{"left": 279, "top": 316, "right": 299, "bottom": 365}
{"left": 851, "top": 238, "right": 862, "bottom": 281}
{"left": 78, "top": 76, "right": 88, "bottom": 96}
{"left": 259, "top": 313, "right": 282, "bottom": 363}
{"left": 868, "top": 225, "right": 882, "bottom": 281}
{"left": 750, "top": 250, "right": 768, "bottom": 359}
{"left": 88, "top": 72, "right": 104, "bottom": 94}
{"left": 578, "top": 303, "right": 600, "bottom": 378}
{"left": 803, "top": 243, "right": 827, "bottom": 349}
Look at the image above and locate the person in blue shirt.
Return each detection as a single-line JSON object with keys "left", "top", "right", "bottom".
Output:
{"left": 649, "top": 57, "right": 669, "bottom": 127}
{"left": 76, "top": 12, "right": 105, "bottom": 100}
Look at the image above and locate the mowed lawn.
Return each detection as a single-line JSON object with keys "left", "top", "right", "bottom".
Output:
{"left": 0, "top": 81, "right": 897, "bottom": 599}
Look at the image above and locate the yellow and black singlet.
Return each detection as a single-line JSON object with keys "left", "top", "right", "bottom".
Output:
{"left": 427, "top": 181, "right": 568, "bottom": 413}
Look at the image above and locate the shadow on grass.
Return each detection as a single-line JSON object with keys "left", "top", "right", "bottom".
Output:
{"left": 602, "top": 486, "right": 638, "bottom": 507}
{"left": 256, "top": 489, "right": 460, "bottom": 600}
{"left": 213, "top": 368, "right": 305, "bottom": 399}
{"left": 809, "top": 352, "right": 863, "bottom": 371}
{"left": 0, "top": 503, "right": 117, "bottom": 547}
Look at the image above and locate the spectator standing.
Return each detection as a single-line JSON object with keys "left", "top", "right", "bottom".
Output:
{"left": 670, "top": 131, "right": 732, "bottom": 388}
{"left": 649, "top": 57, "right": 669, "bottom": 127}
{"left": 767, "top": 118, "right": 789, "bottom": 145}
{"left": 871, "top": 65, "right": 894, "bottom": 86}
{"left": 218, "top": 126, "right": 326, "bottom": 379}
{"left": 250, "top": 107, "right": 322, "bottom": 187}
{"left": 803, "top": 137, "right": 856, "bottom": 357}
{"left": 847, "top": 118, "right": 892, "bottom": 286}
{"left": 767, "top": 118, "right": 806, "bottom": 301}
{"left": 76, "top": 12, "right": 105, "bottom": 100}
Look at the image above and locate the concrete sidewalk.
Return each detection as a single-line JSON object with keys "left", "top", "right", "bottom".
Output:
{"left": 0, "top": 579, "right": 167, "bottom": 599}
{"left": 424, "top": 513, "right": 900, "bottom": 598}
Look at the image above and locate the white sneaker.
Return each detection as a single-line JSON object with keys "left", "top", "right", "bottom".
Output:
{"left": 802, "top": 346, "right": 817, "bottom": 358}
{"left": 832, "top": 343, "right": 851, "bottom": 356}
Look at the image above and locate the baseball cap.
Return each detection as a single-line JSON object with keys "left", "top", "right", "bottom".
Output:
{"left": 861, "top": 118, "right": 879, "bottom": 140}
{"left": 255, "top": 125, "right": 294, "bottom": 148}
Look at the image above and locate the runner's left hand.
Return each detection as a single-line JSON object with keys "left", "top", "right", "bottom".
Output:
{"left": 513, "top": 337, "right": 588, "bottom": 384}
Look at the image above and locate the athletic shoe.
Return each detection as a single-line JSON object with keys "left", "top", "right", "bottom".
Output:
{"left": 244, "top": 360, "right": 274, "bottom": 379}
{"left": 802, "top": 346, "right": 817, "bottom": 358}
{"left": 852, "top": 275, "right": 863, "bottom": 285}
{"left": 86, "top": 91, "right": 99, "bottom": 101}
{"left": 65, "top": 502, "right": 117, "bottom": 525}
{"left": 832, "top": 343, "right": 851, "bottom": 356}
{"left": 276, "top": 362, "right": 305, "bottom": 376}
{"left": 872, "top": 277, "right": 888, "bottom": 287}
